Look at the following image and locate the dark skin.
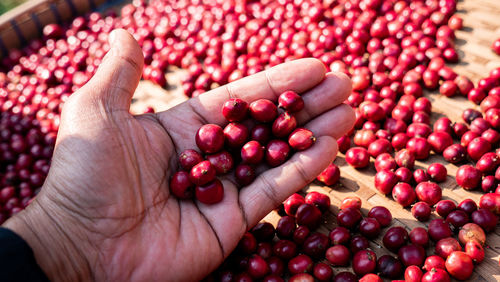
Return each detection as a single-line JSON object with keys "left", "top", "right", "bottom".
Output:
{"left": 3, "top": 29, "right": 354, "bottom": 281}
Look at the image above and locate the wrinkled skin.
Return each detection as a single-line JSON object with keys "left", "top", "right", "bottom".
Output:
{"left": 4, "top": 30, "right": 354, "bottom": 281}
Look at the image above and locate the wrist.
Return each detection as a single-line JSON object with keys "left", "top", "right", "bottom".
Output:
{"left": 3, "top": 193, "right": 92, "bottom": 281}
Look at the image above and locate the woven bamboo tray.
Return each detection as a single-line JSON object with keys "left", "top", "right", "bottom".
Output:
{"left": 0, "top": 0, "right": 117, "bottom": 57}
{"left": 129, "top": 0, "right": 500, "bottom": 280}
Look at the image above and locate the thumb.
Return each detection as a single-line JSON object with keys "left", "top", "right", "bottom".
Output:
{"left": 72, "top": 29, "right": 144, "bottom": 112}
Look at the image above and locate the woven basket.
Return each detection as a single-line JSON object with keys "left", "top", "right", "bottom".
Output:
{"left": 0, "top": 0, "right": 112, "bottom": 57}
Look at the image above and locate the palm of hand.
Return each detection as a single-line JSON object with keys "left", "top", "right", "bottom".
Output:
{"left": 6, "top": 30, "right": 353, "bottom": 281}
{"left": 47, "top": 105, "right": 247, "bottom": 281}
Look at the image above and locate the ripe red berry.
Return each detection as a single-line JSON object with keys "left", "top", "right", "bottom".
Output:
{"left": 266, "top": 140, "right": 291, "bottom": 167}
{"left": 392, "top": 182, "right": 416, "bottom": 207}
{"left": 179, "top": 149, "right": 203, "bottom": 171}
{"left": 467, "top": 137, "right": 491, "bottom": 161}
{"left": 206, "top": 151, "right": 234, "bottom": 175}
{"left": 241, "top": 141, "right": 265, "bottom": 164}
{"left": 170, "top": 171, "right": 194, "bottom": 199}
{"left": 222, "top": 98, "right": 248, "bottom": 122}
{"left": 427, "top": 163, "right": 447, "bottom": 182}
{"left": 395, "top": 149, "right": 416, "bottom": 169}
{"left": 345, "top": 147, "right": 370, "bottom": 168}
{"left": 406, "top": 137, "right": 430, "bottom": 160}
{"left": 272, "top": 112, "right": 297, "bottom": 138}
{"left": 316, "top": 163, "right": 340, "bottom": 186}
{"left": 374, "top": 170, "right": 398, "bottom": 195}
{"left": 439, "top": 80, "right": 458, "bottom": 97}
{"left": 249, "top": 99, "right": 278, "bottom": 123}
{"left": 492, "top": 38, "right": 500, "bottom": 55}
{"left": 224, "top": 123, "right": 249, "bottom": 148}
{"left": 189, "top": 160, "right": 216, "bottom": 186}
{"left": 415, "top": 181, "right": 442, "bottom": 206}
{"left": 445, "top": 251, "right": 474, "bottom": 280}
{"left": 284, "top": 194, "right": 305, "bottom": 216}
{"left": 196, "top": 124, "right": 225, "bottom": 154}
{"left": 456, "top": 165, "right": 481, "bottom": 190}
{"left": 278, "top": 91, "right": 304, "bottom": 112}
{"left": 427, "top": 132, "right": 453, "bottom": 154}
{"left": 288, "top": 128, "right": 316, "bottom": 151}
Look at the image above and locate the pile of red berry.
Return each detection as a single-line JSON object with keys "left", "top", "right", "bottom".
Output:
{"left": 340, "top": 66, "right": 500, "bottom": 218}
{"left": 170, "top": 91, "right": 315, "bottom": 204}
{"left": 208, "top": 192, "right": 494, "bottom": 281}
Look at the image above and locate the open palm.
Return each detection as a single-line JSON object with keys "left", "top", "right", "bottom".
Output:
{"left": 4, "top": 30, "right": 354, "bottom": 281}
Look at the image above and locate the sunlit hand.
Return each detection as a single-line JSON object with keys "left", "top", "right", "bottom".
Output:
{"left": 4, "top": 29, "right": 354, "bottom": 281}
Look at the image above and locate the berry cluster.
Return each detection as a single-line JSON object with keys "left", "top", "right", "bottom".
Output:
{"left": 209, "top": 192, "right": 494, "bottom": 281}
{"left": 170, "top": 91, "right": 315, "bottom": 204}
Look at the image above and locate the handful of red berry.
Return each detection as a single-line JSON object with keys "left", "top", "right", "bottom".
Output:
{"left": 170, "top": 91, "right": 316, "bottom": 204}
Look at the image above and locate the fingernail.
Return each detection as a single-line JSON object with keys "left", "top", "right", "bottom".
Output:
{"left": 109, "top": 30, "right": 118, "bottom": 46}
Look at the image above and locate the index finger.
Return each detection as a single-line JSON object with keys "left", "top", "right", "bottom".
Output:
{"left": 184, "top": 58, "right": 326, "bottom": 125}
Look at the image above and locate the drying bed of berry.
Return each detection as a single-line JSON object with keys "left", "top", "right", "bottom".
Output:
{"left": 0, "top": 0, "right": 499, "bottom": 280}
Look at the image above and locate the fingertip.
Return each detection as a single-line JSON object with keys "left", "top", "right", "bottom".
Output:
{"left": 239, "top": 135, "right": 338, "bottom": 226}
{"left": 339, "top": 103, "right": 356, "bottom": 134}
{"left": 74, "top": 28, "right": 144, "bottom": 111}
{"left": 328, "top": 71, "right": 352, "bottom": 102}
{"left": 302, "top": 103, "right": 356, "bottom": 140}
{"left": 300, "top": 57, "right": 328, "bottom": 77}
{"left": 293, "top": 58, "right": 328, "bottom": 89}
{"left": 265, "top": 58, "right": 327, "bottom": 94}
{"left": 312, "top": 135, "right": 338, "bottom": 166}
{"left": 109, "top": 29, "right": 144, "bottom": 69}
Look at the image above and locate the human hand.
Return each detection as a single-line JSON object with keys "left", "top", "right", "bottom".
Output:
{"left": 4, "top": 29, "right": 354, "bottom": 281}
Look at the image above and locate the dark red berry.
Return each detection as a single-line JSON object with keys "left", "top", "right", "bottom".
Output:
{"left": 235, "top": 164, "right": 256, "bottom": 186}
{"left": 412, "top": 202, "right": 432, "bottom": 221}
{"left": 195, "top": 179, "right": 224, "bottom": 204}
{"left": 179, "top": 149, "right": 203, "bottom": 171}
{"left": 436, "top": 200, "right": 457, "bottom": 218}
{"left": 170, "top": 171, "right": 194, "bottom": 199}
{"left": 251, "top": 124, "right": 272, "bottom": 144}
{"left": 368, "top": 206, "right": 392, "bottom": 227}
{"left": 443, "top": 144, "right": 466, "bottom": 164}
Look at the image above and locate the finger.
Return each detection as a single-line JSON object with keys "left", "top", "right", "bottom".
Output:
{"left": 295, "top": 72, "right": 352, "bottom": 125}
{"left": 176, "top": 58, "right": 326, "bottom": 125}
{"left": 303, "top": 103, "right": 356, "bottom": 139}
{"left": 70, "top": 29, "right": 144, "bottom": 112}
{"left": 189, "top": 180, "right": 247, "bottom": 257}
{"left": 239, "top": 136, "right": 338, "bottom": 227}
